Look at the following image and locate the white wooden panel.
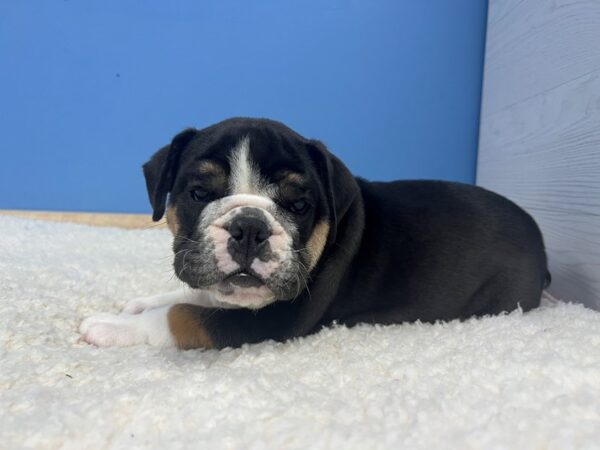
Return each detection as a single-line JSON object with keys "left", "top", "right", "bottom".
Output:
{"left": 482, "top": 0, "right": 600, "bottom": 116}
{"left": 478, "top": 0, "right": 600, "bottom": 309}
{"left": 487, "top": 0, "right": 526, "bottom": 28}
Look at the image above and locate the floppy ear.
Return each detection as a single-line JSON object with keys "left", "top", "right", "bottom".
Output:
{"left": 143, "top": 128, "right": 198, "bottom": 221}
{"left": 306, "top": 140, "right": 360, "bottom": 244}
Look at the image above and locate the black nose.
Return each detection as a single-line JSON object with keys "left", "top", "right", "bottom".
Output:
{"left": 226, "top": 216, "right": 271, "bottom": 266}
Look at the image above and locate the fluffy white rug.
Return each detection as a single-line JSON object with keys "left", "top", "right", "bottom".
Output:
{"left": 1, "top": 216, "right": 599, "bottom": 449}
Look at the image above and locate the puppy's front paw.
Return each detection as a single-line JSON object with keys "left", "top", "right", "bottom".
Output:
{"left": 79, "top": 313, "right": 145, "bottom": 347}
{"left": 79, "top": 307, "right": 175, "bottom": 348}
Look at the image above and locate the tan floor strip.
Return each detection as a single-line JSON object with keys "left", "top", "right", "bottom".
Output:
{"left": 0, "top": 210, "right": 166, "bottom": 229}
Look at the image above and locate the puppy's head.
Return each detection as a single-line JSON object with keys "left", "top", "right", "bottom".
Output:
{"left": 143, "top": 118, "right": 358, "bottom": 309}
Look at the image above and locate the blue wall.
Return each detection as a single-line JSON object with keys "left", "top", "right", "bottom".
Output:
{"left": 0, "top": 1, "right": 488, "bottom": 213}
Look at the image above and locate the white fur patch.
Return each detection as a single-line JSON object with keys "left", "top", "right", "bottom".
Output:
{"left": 250, "top": 232, "right": 293, "bottom": 278}
{"left": 250, "top": 258, "right": 279, "bottom": 279}
{"left": 211, "top": 284, "right": 275, "bottom": 309}
{"left": 209, "top": 194, "right": 277, "bottom": 226}
{"left": 210, "top": 226, "right": 241, "bottom": 274}
{"left": 228, "top": 137, "right": 274, "bottom": 197}
{"left": 122, "top": 287, "right": 240, "bottom": 314}
{"left": 79, "top": 307, "right": 175, "bottom": 347}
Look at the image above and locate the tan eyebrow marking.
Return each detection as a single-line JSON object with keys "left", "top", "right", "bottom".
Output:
{"left": 194, "top": 160, "right": 227, "bottom": 192}
{"left": 276, "top": 171, "right": 309, "bottom": 201}
{"left": 276, "top": 170, "right": 306, "bottom": 185}
{"left": 197, "top": 160, "right": 226, "bottom": 177}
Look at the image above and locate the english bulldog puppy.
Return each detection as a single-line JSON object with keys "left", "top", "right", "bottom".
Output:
{"left": 80, "top": 118, "right": 550, "bottom": 349}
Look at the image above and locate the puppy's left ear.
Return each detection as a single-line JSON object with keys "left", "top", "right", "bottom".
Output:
{"left": 143, "top": 128, "right": 197, "bottom": 221}
{"left": 306, "top": 140, "right": 360, "bottom": 245}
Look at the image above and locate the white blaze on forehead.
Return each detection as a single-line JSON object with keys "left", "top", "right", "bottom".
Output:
{"left": 228, "top": 137, "right": 274, "bottom": 197}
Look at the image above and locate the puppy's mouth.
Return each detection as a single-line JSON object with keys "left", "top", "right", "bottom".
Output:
{"left": 217, "top": 271, "right": 265, "bottom": 294}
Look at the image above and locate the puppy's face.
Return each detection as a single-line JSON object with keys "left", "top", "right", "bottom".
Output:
{"left": 144, "top": 119, "right": 334, "bottom": 309}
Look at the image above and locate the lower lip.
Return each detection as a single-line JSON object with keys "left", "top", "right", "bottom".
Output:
{"left": 225, "top": 273, "right": 264, "bottom": 288}
{"left": 217, "top": 274, "right": 266, "bottom": 296}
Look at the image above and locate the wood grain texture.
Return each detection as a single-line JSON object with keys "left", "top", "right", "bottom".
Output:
{"left": 482, "top": 0, "right": 600, "bottom": 115}
{"left": 478, "top": 0, "right": 600, "bottom": 309}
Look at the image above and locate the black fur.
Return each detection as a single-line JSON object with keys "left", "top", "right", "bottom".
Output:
{"left": 144, "top": 117, "right": 549, "bottom": 349}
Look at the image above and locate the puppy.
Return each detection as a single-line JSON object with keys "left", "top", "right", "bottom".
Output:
{"left": 80, "top": 118, "right": 549, "bottom": 349}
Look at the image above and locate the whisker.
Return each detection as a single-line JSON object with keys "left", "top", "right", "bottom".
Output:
{"left": 173, "top": 234, "right": 203, "bottom": 246}
{"left": 289, "top": 247, "right": 309, "bottom": 254}
{"left": 177, "top": 249, "right": 192, "bottom": 279}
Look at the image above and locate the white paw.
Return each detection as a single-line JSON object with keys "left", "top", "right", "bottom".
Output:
{"left": 122, "top": 296, "right": 157, "bottom": 314}
{"left": 79, "top": 313, "right": 145, "bottom": 347}
{"left": 79, "top": 307, "right": 175, "bottom": 348}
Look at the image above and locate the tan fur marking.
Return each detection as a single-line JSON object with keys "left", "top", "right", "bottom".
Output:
{"left": 198, "top": 160, "right": 226, "bottom": 176}
{"left": 280, "top": 171, "right": 305, "bottom": 184}
{"left": 197, "top": 161, "right": 227, "bottom": 193}
{"left": 166, "top": 205, "right": 179, "bottom": 235}
{"left": 167, "top": 304, "right": 213, "bottom": 350}
{"left": 277, "top": 171, "right": 307, "bottom": 201}
{"left": 306, "top": 220, "right": 330, "bottom": 271}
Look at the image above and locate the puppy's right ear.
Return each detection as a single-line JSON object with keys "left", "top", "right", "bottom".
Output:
{"left": 143, "top": 128, "right": 197, "bottom": 221}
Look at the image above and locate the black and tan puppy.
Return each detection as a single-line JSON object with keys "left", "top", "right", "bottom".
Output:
{"left": 80, "top": 118, "right": 549, "bottom": 349}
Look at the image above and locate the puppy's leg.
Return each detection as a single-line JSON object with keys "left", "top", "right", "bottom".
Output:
{"left": 121, "top": 289, "right": 187, "bottom": 314}
{"left": 79, "top": 304, "right": 213, "bottom": 349}
{"left": 79, "top": 306, "right": 177, "bottom": 347}
{"left": 167, "top": 304, "right": 213, "bottom": 350}
{"left": 122, "top": 287, "right": 237, "bottom": 314}
{"left": 82, "top": 300, "right": 315, "bottom": 350}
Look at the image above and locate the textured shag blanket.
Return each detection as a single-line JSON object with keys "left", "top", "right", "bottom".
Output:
{"left": 1, "top": 216, "right": 599, "bottom": 449}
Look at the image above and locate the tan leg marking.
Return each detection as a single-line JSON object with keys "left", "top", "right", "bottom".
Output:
{"left": 167, "top": 304, "right": 213, "bottom": 350}
{"left": 166, "top": 205, "right": 179, "bottom": 235}
{"left": 306, "top": 220, "right": 330, "bottom": 271}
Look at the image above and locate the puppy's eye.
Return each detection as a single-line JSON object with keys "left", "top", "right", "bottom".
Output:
{"left": 289, "top": 199, "right": 309, "bottom": 214}
{"left": 190, "top": 188, "right": 210, "bottom": 202}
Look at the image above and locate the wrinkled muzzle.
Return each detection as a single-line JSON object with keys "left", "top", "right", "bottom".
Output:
{"left": 174, "top": 194, "right": 305, "bottom": 309}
